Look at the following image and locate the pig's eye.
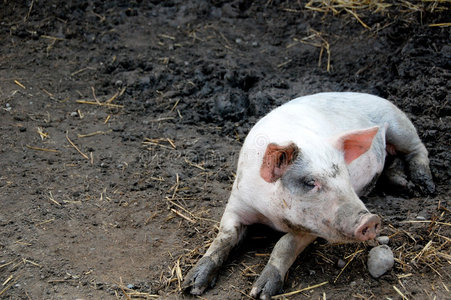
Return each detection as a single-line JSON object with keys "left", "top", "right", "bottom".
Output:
{"left": 303, "top": 179, "right": 316, "bottom": 190}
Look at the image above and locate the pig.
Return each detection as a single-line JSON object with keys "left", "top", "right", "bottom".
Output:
{"left": 183, "top": 92, "right": 434, "bottom": 299}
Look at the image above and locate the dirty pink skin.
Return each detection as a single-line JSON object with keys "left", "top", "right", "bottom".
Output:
{"left": 183, "top": 92, "right": 434, "bottom": 299}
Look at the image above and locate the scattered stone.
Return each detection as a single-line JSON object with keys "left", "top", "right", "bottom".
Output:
{"left": 337, "top": 258, "right": 346, "bottom": 268}
{"left": 70, "top": 111, "right": 78, "bottom": 117}
{"left": 367, "top": 245, "right": 394, "bottom": 278}
{"left": 127, "top": 283, "right": 135, "bottom": 289}
{"left": 416, "top": 216, "right": 426, "bottom": 220}
{"left": 376, "top": 236, "right": 390, "bottom": 245}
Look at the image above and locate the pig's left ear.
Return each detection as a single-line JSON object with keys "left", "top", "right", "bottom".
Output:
{"left": 332, "top": 126, "right": 379, "bottom": 164}
{"left": 260, "top": 142, "right": 299, "bottom": 183}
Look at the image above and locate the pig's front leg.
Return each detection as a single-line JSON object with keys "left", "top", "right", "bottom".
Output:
{"left": 250, "top": 232, "right": 317, "bottom": 299}
{"left": 183, "top": 210, "right": 246, "bottom": 295}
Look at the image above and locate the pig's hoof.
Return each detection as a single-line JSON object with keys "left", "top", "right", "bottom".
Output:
{"left": 182, "top": 256, "right": 219, "bottom": 295}
{"left": 250, "top": 264, "right": 283, "bottom": 299}
{"left": 409, "top": 166, "right": 435, "bottom": 195}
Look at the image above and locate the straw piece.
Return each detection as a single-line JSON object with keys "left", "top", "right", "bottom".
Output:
{"left": 26, "top": 145, "right": 59, "bottom": 153}
{"left": 41, "top": 35, "right": 65, "bottom": 40}
{"left": 66, "top": 131, "right": 89, "bottom": 160}
{"left": 429, "top": 22, "right": 451, "bottom": 27}
{"left": 334, "top": 247, "right": 362, "bottom": 283}
{"left": 14, "top": 80, "right": 26, "bottom": 89}
{"left": 0, "top": 274, "right": 21, "bottom": 297}
{"left": 393, "top": 285, "right": 409, "bottom": 299}
{"left": 171, "top": 208, "right": 196, "bottom": 224}
{"left": 76, "top": 100, "right": 124, "bottom": 108}
{"left": 77, "top": 130, "right": 111, "bottom": 138}
{"left": 48, "top": 191, "right": 61, "bottom": 206}
{"left": 70, "top": 67, "right": 95, "bottom": 76}
{"left": 272, "top": 281, "right": 328, "bottom": 298}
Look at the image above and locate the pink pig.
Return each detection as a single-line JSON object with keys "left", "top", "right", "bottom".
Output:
{"left": 183, "top": 92, "right": 434, "bottom": 299}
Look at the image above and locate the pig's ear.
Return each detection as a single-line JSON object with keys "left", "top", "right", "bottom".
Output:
{"left": 260, "top": 143, "right": 299, "bottom": 183}
{"left": 332, "top": 126, "right": 379, "bottom": 164}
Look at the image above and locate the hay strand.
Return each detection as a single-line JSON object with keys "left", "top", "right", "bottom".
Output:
{"left": 26, "top": 145, "right": 59, "bottom": 153}
{"left": 47, "top": 191, "right": 61, "bottom": 206}
{"left": 76, "top": 100, "right": 124, "bottom": 108}
{"left": 66, "top": 131, "right": 89, "bottom": 160}
{"left": 272, "top": 281, "right": 328, "bottom": 298}
{"left": 14, "top": 80, "right": 26, "bottom": 89}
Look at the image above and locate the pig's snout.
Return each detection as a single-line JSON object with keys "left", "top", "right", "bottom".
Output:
{"left": 354, "top": 214, "right": 381, "bottom": 241}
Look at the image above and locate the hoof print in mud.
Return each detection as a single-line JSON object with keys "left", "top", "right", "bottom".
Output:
{"left": 250, "top": 264, "right": 283, "bottom": 299}
{"left": 182, "top": 256, "right": 219, "bottom": 295}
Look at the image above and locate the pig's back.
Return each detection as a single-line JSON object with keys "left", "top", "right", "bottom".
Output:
{"left": 251, "top": 92, "right": 392, "bottom": 140}
{"left": 284, "top": 92, "right": 397, "bottom": 133}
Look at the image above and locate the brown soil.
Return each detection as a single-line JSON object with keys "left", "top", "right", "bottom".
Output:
{"left": 1, "top": 1, "right": 450, "bottom": 299}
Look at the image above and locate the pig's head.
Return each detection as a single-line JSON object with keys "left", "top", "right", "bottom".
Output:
{"left": 260, "top": 126, "right": 381, "bottom": 243}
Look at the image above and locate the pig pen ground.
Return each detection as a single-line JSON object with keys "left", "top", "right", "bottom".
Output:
{"left": 0, "top": 0, "right": 450, "bottom": 299}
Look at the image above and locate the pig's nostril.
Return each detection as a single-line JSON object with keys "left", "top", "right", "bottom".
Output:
{"left": 361, "top": 227, "right": 368, "bottom": 236}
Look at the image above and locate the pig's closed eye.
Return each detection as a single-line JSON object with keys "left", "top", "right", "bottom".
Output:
{"left": 303, "top": 179, "right": 316, "bottom": 190}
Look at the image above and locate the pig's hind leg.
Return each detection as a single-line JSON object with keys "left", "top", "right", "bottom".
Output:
{"left": 182, "top": 209, "right": 246, "bottom": 295}
{"left": 250, "top": 232, "right": 316, "bottom": 299}
{"left": 380, "top": 156, "right": 415, "bottom": 195}
{"left": 384, "top": 111, "right": 435, "bottom": 195}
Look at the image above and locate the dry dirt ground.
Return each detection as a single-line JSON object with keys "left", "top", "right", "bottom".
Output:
{"left": 0, "top": 1, "right": 450, "bottom": 299}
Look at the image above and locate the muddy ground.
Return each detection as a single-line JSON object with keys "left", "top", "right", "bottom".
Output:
{"left": 0, "top": 1, "right": 450, "bottom": 299}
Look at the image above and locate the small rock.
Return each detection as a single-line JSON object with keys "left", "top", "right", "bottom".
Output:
{"left": 126, "top": 283, "right": 135, "bottom": 289}
{"left": 337, "top": 258, "right": 346, "bottom": 268}
{"left": 367, "top": 245, "right": 394, "bottom": 278}
{"left": 416, "top": 216, "right": 426, "bottom": 220}
{"left": 376, "top": 236, "right": 390, "bottom": 245}
{"left": 70, "top": 111, "right": 78, "bottom": 117}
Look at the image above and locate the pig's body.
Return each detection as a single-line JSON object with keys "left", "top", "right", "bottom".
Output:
{"left": 183, "top": 92, "right": 434, "bottom": 299}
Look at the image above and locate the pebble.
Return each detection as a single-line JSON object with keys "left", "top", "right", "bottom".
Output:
{"left": 416, "top": 216, "right": 426, "bottom": 220}
{"left": 376, "top": 235, "right": 390, "bottom": 245}
{"left": 367, "top": 245, "right": 394, "bottom": 278}
{"left": 337, "top": 258, "right": 346, "bottom": 268}
{"left": 127, "top": 283, "right": 135, "bottom": 289}
{"left": 70, "top": 111, "right": 78, "bottom": 117}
